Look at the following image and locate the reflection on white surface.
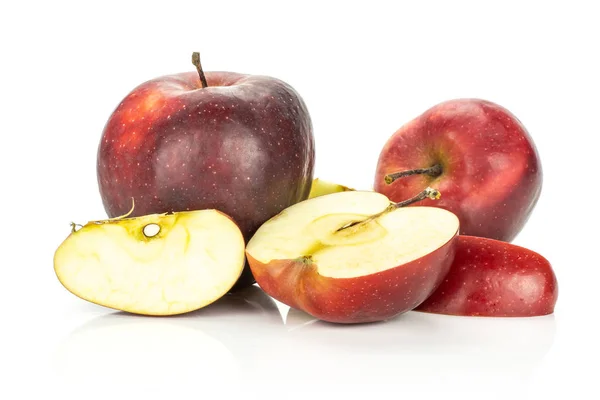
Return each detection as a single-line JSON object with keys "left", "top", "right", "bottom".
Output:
{"left": 53, "top": 286, "right": 556, "bottom": 395}
{"left": 282, "top": 308, "right": 557, "bottom": 395}
{"left": 52, "top": 286, "right": 284, "bottom": 389}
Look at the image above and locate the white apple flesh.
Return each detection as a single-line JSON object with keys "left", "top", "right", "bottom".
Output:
{"left": 246, "top": 191, "right": 460, "bottom": 323}
{"left": 54, "top": 210, "right": 245, "bottom": 316}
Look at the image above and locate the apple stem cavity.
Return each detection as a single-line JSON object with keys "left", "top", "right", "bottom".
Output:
{"left": 191, "top": 52, "right": 208, "bottom": 89}
{"left": 384, "top": 164, "right": 443, "bottom": 184}
{"left": 337, "top": 187, "right": 441, "bottom": 232}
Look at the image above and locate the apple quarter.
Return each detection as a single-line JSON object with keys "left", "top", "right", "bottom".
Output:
{"left": 54, "top": 209, "right": 245, "bottom": 316}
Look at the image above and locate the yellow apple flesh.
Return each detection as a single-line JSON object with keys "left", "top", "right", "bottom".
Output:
{"left": 308, "top": 178, "right": 353, "bottom": 199}
{"left": 246, "top": 191, "right": 459, "bottom": 323}
{"left": 54, "top": 209, "right": 245, "bottom": 315}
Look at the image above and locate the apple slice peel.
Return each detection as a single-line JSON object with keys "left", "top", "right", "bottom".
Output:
{"left": 416, "top": 235, "right": 558, "bottom": 317}
{"left": 54, "top": 209, "right": 245, "bottom": 316}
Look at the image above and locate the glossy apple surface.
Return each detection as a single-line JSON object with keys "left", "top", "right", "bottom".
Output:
{"left": 375, "top": 99, "right": 541, "bottom": 242}
{"left": 246, "top": 191, "right": 459, "bottom": 324}
{"left": 97, "top": 69, "right": 315, "bottom": 288}
{"left": 54, "top": 209, "right": 245, "bottom": 315}
{"left": 417, "top": 236, "right": 558, "bottom": 317}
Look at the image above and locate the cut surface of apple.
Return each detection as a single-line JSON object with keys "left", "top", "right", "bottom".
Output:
{"left": 246, "top": 191, "right": 460, "bottom": 323}
{"left": 308, "top": 178, "right": 353, "bottom": 199}
{"left": 54, "top": 209, "right": 245, "bottom": 316}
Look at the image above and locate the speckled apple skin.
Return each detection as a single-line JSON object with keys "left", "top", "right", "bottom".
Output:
{"left": 375, "top": 99, "right": 541, "bottom": 242}
{"left": 97, "top": 71, "right": 314, "bottom": 289}
{"left": 417, "top": 236, "right": 558, "bottom": 317}
{"left": 247, "top": 233, "right": 457, "bottom": 324}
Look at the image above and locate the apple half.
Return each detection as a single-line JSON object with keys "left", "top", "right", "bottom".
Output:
{"left": 246, "top": 191, "right": 460, "bottom": 324}
{"left": 54, "top": 209, "right": 245, "bottom": 316}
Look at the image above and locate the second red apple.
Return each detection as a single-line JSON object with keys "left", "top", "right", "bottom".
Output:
{"left": 375, "top": 99, "right": 542, "bottom": 242}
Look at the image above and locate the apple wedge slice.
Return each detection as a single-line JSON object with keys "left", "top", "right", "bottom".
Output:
{"left": 308, "top": 178, "right": 354, "bottom": 199}
{"left": 416, "top": 236, "right": 558, "bottom": 317}
{"left": 54, "top": 210, "right": 245, "bottom": 316}
{"left": 246, "top": 191, "right": 460, "bottom": 324}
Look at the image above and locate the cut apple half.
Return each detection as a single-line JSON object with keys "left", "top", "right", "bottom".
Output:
{"left": 246, "top": 191, "right": 460, "bottom": 324}
{"left": 54, "top": 209, "right": 245, "bottom": 316}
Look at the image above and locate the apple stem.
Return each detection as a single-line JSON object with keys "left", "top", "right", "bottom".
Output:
{"left": 192, "top": 52, "right": 208, "bottom": 88}
{"left": 393, "top": 187, "right": 441, "bottom": 208}
{"left": 336, "top": 187, "right": 441, "bottom": 232}
{"left": 384, "top": 164, "right": 443, "bottom": 184}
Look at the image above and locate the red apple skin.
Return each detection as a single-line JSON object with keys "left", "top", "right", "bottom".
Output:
{"left": 247, "top": 234, "right": 457, "bottom": 324}
{"left": 374, "top": 99, "right": 541, "bottom": 242}
{"left": 416, "top": 236, "right": 558, "bottom": 317}
{"left": 97, "top": 71, "right": 315, "bottom": 289}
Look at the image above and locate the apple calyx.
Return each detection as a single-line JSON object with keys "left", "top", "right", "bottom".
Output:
{"left": 384, "top": 164, "right": 443, "bottom": 184}
{"left": 191, "top": 51, "right": 208, "bottom": 88}
{"left": 295, "top": 255, "right": 314, "bottom": 265}
{"left": 337, "top": 187, "right": 441, "bottom": 232}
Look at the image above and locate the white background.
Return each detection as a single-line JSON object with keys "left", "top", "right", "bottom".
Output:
{"left": 1, "top": 1, "right": 599, "bottom": 399}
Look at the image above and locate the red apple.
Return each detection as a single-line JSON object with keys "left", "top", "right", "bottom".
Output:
{"left": 374, "top": 99, "right": 541, "bottom": 242}
{"left": 246, "top": 190, "right": 460, "bottom": 324}
{"left": 97, "top": 53, "right": 315, "bottom": 289}
{"left": 417, "top": 236, "right": 558, "bottom": 317}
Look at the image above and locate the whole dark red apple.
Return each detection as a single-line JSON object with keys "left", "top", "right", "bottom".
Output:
{"left": 374, "top": 99, "right": 541, "bottom": 242}
{"left": 97, "top": 53, "right": 315, "bottom": 289}
{"left": 417, "top": 235, "right": 558, "bottom": 317}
